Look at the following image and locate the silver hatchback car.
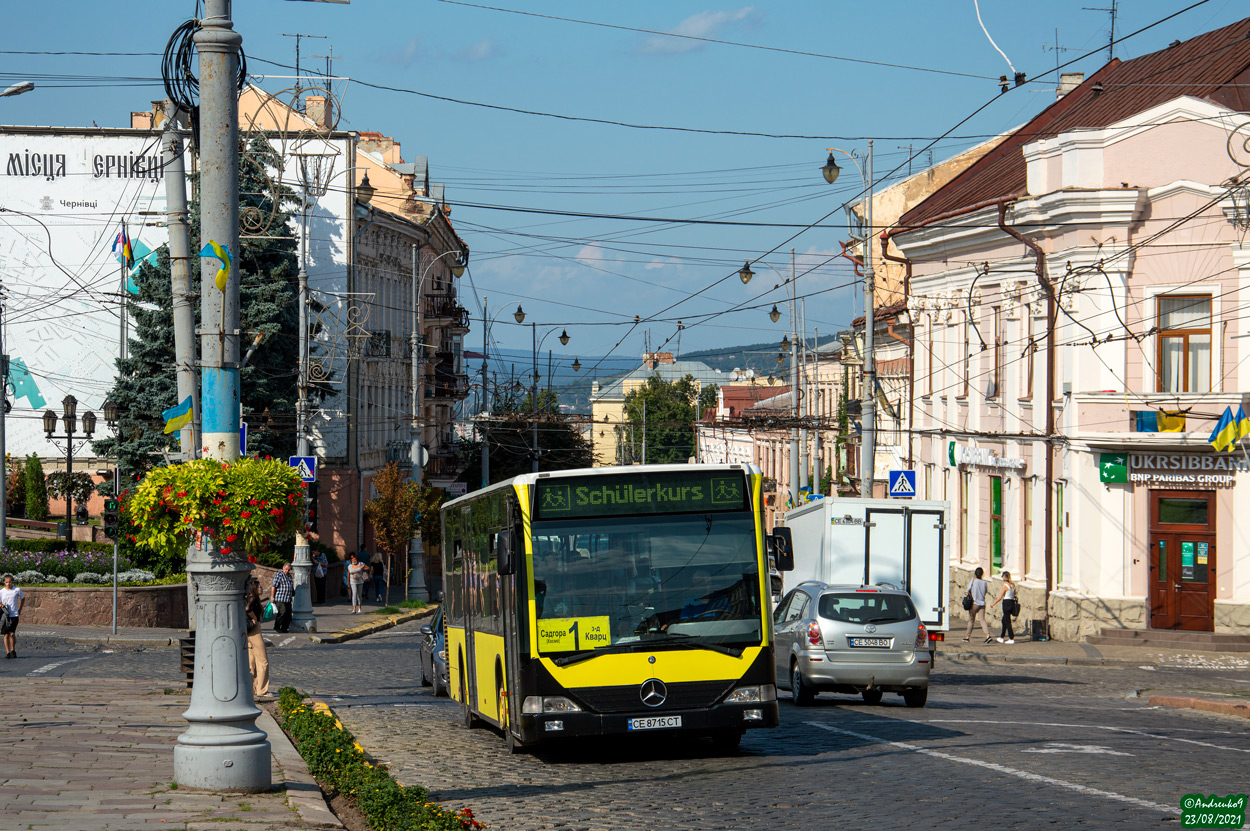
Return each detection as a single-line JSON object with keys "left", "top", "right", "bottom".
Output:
{"left": 775, "top": 581, "right": 931, "bottom": 708}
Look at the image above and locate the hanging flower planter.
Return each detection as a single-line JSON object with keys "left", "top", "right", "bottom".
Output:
{"left": 128, "top": 457, "right": 307, "bottom": 561}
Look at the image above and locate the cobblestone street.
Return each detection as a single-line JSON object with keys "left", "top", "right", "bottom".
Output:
{"left": 6, "top": 621, "right": 1249, "bottom": 830}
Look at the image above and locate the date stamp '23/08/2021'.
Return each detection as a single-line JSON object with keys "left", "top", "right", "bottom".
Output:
{"left": 1181, "top": 795, "right": 1246, "bottom": 828}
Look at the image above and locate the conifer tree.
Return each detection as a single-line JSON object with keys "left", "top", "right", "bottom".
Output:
{"left": 23, "top": 454, "right": 48, "bottom": 521}
{"left": 94, "top": 135, "right": 301, "bottom": 478}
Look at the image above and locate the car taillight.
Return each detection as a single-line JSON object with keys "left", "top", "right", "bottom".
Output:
{"left": 807, "top": 621, "right": 823, "bottom": 647}
{"left": 915, "top": 623, "right": 928, "bottom": 649}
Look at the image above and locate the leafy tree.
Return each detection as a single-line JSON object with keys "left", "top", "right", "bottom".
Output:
{"left": 364, "top": 461, "right": 421, "bottom": 605}
{"left": 698, "top": 383, "right": 719, "bottom": 419}
{"left": 458, "top": 385, "right": 593, "bottom": 490}
{"left": 24, "top": 454, "right": 48, "bottom": 521}
{"left": 5, "top": 457, "right": 26, "bottom": 519}
{"left": 93, "top": 134, "right": 301, "bottom": 479}
{"left": 622, "top": 374, "right": 702, "bottom": 464}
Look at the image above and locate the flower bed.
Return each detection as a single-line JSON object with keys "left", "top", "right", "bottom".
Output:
{"left": 0, "top": 549, "right": 134, "bottom": 580}
{"left": 277, "top": 687, "right": 483, "bottom": 831}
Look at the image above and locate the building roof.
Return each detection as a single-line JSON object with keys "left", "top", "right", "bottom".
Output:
{"left": 592, "top": 359, "right": 722, "bottom": 400}
{"left": 897, "top": 16, "right": 1250, "bottom": 230}
{"left": 721, "top": 384, "right": 790, "bottom": 417}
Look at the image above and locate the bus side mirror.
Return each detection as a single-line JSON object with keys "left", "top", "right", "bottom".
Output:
{"left": 771, "top": 527, "right": 794, "bottom": 572}
{"left": 496, "top": 532, "right": 515, "bottom": 576}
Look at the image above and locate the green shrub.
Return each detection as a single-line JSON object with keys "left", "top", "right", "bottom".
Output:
{"left": 24, "top": 455, "right": 49, "bottom": 521}
{"left": 277, "top": 687, "right": 483, "bottom": 830}
{"left": 5, "top": 539, "right": 114, "bottom": 555}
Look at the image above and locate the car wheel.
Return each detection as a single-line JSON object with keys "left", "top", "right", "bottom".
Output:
{"left": 861, "top": 689, "right": 883, "bottom": 706}
{"left": 791, "top": 663, "right": 814, "bottom": 706}
{"left": 903, "top": 688, "right": 928, "bottom": 708}
{"left": 433, "top": 671, "right": 447, "bottom": 698}
{"left": 711, "top": 731, "right": 743, "bottom": 753}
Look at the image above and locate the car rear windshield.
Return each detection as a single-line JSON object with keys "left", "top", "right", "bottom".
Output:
{"left": 818, "top": 592, "right": 916, "bottom": 624}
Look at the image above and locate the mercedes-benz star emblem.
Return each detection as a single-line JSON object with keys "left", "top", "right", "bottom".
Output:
{"left": 865, "top": 624, "right": 878, "bottom": 634}
{"left": 640, "top": 678, "right": 668, "bottom": 708}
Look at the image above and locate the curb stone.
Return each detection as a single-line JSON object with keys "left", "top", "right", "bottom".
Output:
{"left": 258, "top": 709, "right": 344, "bottom": 829}
{"left": 65, "top": 635, "right": 176, "bottom": 647}
{"left": 940, "top": 652, "right": 1146, "bottom": 668}
{"left": 1148, "top": 695, "right": 1250, "bottom": 719}
{"left": 310, "top": 605, "right": 437, "bottom": 645}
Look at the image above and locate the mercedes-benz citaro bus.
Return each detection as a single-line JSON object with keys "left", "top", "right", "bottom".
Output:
{"left": 440, "top": 464, "right": 789, "bottom": 752}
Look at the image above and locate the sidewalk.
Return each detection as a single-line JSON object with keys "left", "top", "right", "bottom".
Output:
{"left": 937, "top": 634, "right": 1250, "bottom": 669}
{"left": 0, "top": 677, "right": 340, "bottom": 830}
{"left": 23, "top": 591, "right": 434, "bottom": 648}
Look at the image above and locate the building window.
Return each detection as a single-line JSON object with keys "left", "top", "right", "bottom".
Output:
{"left": 961, "top": 318, "right": 970, "bottom": 397}
{"left": 989, "top": 475, "right": 1002, "bottom": 572}
{"left": 959, "top": 470, "right": 970, "bottom": 562}
{"left": 990, "top": 307, "right": 1002, "bottom": 400}
{"left": 1157, "top": 296, "right": 1211, "bottom": 393}
{"left": 1023, "top": 478, "right": 1033, "bottom": 578}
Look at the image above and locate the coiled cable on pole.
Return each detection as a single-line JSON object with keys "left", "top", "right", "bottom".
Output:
{"left": 161, "top": 17, "right": 248, "bottom": 149}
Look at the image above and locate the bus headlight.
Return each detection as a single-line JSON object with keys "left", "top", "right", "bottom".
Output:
{"left": 522, "top": 696, "right": 582, "bottom": 714}
{"left": 724, "top": 684, "right": 776, "bottom": 704}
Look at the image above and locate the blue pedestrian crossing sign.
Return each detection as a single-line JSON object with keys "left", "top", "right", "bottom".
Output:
{"left": 289, "top": 456, "right": 317, "bottom": 483}
{"left": 888, "top": 469, "right": 916, "bottom": 498}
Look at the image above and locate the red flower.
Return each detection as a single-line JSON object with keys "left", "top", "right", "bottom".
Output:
{"left": 184, "top": 517, "right": 193, "bottom": 523}
{"left": 221, "top": 547, "right": 233, "bottom": 555}
{"left": 270, "top": 508, "right": 282, "bottom": 516}
{"left": 177, "top": 491, "right": 187, "bottom": 497}
{"left": 247, "top": 554, "right": 257, "bottom": 563}
{"left": 240, "top": 511, "right": 252, "bottom": 519}
{"left": 226, "top": 534, "right": 237, "bottom": 542}
{"left": 223, "top": 519, "right": 232, "bottom": 525}
{"left": 249, "top": 499, "right": 259, "bottom": 506}
{"left": 213, "top": 499, "right": 222, "bottom": 506}
{"left": 218, "top": 491, "right": 227, "bottom": 497}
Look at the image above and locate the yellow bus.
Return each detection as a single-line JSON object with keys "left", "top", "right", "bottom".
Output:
{"left": 441, "top": 464, "right": 784, "bottom": 751}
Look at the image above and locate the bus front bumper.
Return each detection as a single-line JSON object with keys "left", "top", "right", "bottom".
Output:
{"left": 516, "top": 701, "right": 778, "bottom": 744}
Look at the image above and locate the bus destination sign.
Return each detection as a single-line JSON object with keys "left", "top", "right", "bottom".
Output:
{"left": 534, "top": 470, "right": 749, "bottom": 520}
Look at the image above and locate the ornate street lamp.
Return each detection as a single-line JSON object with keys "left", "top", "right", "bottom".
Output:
{"left": 356, "top": 172, "right": 375, "bottom": 205}
{"left": 558, "top": 329, "right": 570, "bottom": 346}
{"left": 739, "top": 261, "right": 754, "bottom": 285}
{"left": 572, "top": 358, "right": 581, "bottom": 372}
{"left": 769, "top": 304, "right": 781, "bottom": 323}
{"left": 43, "top": 394, "right": 95, "bottom": 539}
{"left": 821, "top": 152, "right": 841, "bottom": 185}
{"left": 780, "top": 335, "right": 791, "bottom": 350}
{"left": 513, "top": 305, "right": 525, "bottom": 324}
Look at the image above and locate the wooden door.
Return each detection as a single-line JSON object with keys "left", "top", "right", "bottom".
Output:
{"left": 1148, "top": 491, "right": 1215, "bottom": 632}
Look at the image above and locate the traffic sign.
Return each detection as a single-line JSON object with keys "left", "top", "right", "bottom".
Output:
{"left": 240, "top": 422, "right": 248, "bottom": 456}
{"left": 888, "top": 469, "right": 916, "bottom": 498}
{"left": 289, "top": 455, "right": 317, "bottom": 482}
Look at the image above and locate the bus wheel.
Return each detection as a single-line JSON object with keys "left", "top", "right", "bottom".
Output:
{"left": 505, "top": 728, "right": 526, "bottom": 755}
{"left": 711, "top": 731, "right": 742, "bottom": 753}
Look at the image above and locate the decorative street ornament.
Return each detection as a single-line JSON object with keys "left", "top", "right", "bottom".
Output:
{"left": 199, "top": 240, "right": 233, "bottom": 291}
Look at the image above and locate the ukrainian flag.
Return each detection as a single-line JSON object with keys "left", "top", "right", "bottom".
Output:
{"left": 1208, "top": 406, "right": 1237, "bottom": 452}
{"left": 162, "top": 395, "right": 193, "bottom": 435}
{"left": 1238, "top": 405, "right": 1250, "bottom": 441}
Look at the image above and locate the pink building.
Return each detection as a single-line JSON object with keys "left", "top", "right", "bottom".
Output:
{"left": 892, "top": 18, "right": 1250, "bottom": 639}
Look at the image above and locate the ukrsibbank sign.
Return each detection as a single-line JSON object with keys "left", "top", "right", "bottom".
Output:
{"left": 947, "top": 440, "right": 1027, "bottom": 472}
{"left": 1131, "top": 453, "right": 1246, "bottom": 487}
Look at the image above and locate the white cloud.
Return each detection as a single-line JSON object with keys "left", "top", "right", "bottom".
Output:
{"left": 644, "top": 257, "right": 678, "bottom": 270}
{"left": 637, "top": 7, "right": 760, "bottom": 55}
{"left": 458, "top": 40, "right": 501, "bottom": 62}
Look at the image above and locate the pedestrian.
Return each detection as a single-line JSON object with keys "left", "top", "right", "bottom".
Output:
{"left": 244, "top": 577, "right": 270, "bottom": 699}
{"left": 990, "top": 571, "right": 1018, "bottom": 644}
{"left": 312, "top": 549, "right": 329, "bottom": 605}
{"left": 270, "top": 562, "right": 294, "bottom": 633}
{"left": 962, "top": 566, "right": 992, "bottom": 644}
{"left": 370, "top": 550, "right": 387, "bottom": 604}
{"left": 347, "top": 552, "right": 369, "bottom": 614}
{"left": 1, "top": 573, "right": 25, "bottom": 660}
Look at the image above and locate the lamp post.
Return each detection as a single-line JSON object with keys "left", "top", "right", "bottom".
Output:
{"left": 748, "top": 259, "right": 801, "bottom": 505}
{"left": 822, "top": 142, "right": 877, "bottom": 498}
{"left": 531, "top": 324, "right": 571, "bottom": 473}
{"left": 409, "top": 245, "right": 465, "bottom": 599}
{"left": 478, "top": 299, "right": 527, "bottom": 487}
{"left": 42, "top": 395, "right": 95, "bottom": 540}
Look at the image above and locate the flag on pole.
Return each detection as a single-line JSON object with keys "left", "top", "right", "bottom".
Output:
{"left": 162, "top": 395, "right": 194, "bottom": 435}
{"left": 1237, "top": 405, "right": 1250, "bottom": 441}
{"left": 199, "top": 240, "right": 232, "bottom": 291}
{"left": 1208, "top": 406, "right": 1237, "bottom": 452}
{"left": 1156, "top": 410, "right": 1186, "bottom": 432}
{"left": 112, "top": 225, "right": 134, "bottom": 270}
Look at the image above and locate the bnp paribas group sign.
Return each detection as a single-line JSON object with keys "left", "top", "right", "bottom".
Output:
{"left": 1099, "top": 452, "right": 1248, "bottom": 488}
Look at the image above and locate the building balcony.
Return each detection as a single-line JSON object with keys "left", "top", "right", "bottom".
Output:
{"left": 425, "top": 294, "right": 471, "bottom": 331}
{"left": 425, "top": 368, "right": 470, "bottom": 400}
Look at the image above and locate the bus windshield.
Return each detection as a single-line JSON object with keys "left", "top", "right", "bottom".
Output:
{"left": 530, "top": 511, "right": 762, "bottom": 653}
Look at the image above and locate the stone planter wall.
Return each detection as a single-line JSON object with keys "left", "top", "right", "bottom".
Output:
{"left": 947, "top": 565, "right": 1150, "bottom": 642}
{"left": 22, "top": 584, "right": 189, "bottom": 628}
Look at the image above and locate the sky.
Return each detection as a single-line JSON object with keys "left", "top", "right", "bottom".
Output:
{"left": 3, "top": 0, "right": 1248, "bottom": 383}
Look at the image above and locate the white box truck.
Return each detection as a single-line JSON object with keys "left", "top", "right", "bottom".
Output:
{"left": 779, "top": 497, "right": 951, "bottom": 641}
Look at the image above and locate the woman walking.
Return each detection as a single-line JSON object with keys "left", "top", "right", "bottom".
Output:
{"left": 347, "top": 552, "right": 369, "bottom": 614}
{"left": 1, "top": 573, "right": 25, "bottom": 659}
{"left": 990, "top": 571, "right": 1018, "bottom": 644}
{"left": 962, "top": 567, "right": 992, "bottom": 644}
{"left": 245, "top": 577, "right": 270, "bottom": 700}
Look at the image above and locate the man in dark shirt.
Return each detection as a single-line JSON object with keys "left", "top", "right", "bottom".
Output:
{"left": 271, "top": 563, "right": 295, "bottom": 633}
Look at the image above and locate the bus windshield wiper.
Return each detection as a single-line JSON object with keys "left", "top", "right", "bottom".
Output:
{"left": 550, "top": 643, "right": 635, "bottom": 667}
{"left": 637, "top": 634, "right": 744, "bottom": 657}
